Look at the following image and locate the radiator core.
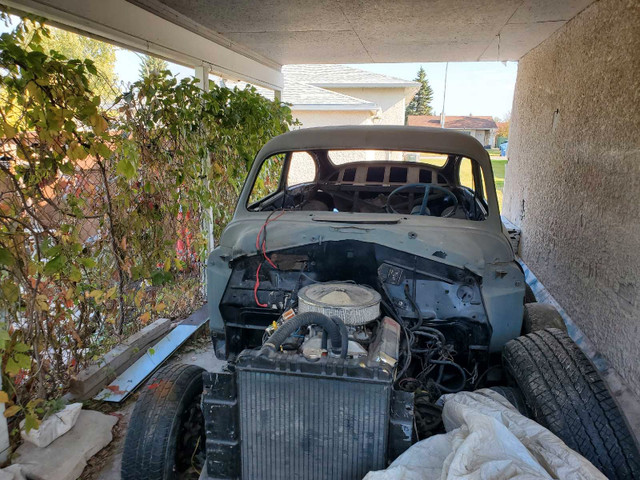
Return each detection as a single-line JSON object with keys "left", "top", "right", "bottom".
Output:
{"left": 237, "top": 367, "right": 392, "bottom": 480}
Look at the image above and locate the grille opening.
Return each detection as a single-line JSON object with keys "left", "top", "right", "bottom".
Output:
{"left": 366, "top": 167, "right": 385, "bottom": 183}
{"left": 419, "top": 169, "right": 432, "bottom": 183}
{"left": 343, "top": 168, "right": 356, "bottom": 182}
{"left": 389, "top": 167, "right": 407, "bottom": 183}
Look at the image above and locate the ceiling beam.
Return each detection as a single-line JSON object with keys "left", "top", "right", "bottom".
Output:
{"left": 3, "top": 0, "right": 284, "bottom": 91}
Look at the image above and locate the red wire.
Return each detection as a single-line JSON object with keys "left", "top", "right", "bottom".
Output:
{"left": 254, "top": 211, "right": 285, "bottom": 307}
{"left": 262, "top": 240, "right": 278, "bottom": 269}
{"left": 258, "top": 212, "right": 285, "bottom": 267}
{"left": 255, "top": 211, "right": 285, "bottom": 249}
{"left": 254, "top": 263, "right": 268, "bottom": 307}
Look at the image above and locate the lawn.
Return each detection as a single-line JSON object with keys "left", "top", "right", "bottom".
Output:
{"left": 419, "top": 153, "right": 507, "bottom": 211}
{"left": 458, "top": 158, "right": 507, "bottom": 212}
{"left": 491, "top": 159, "right": 506, "bottom": 211}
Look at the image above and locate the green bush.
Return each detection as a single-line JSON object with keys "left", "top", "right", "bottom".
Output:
{"left": 0, "top": 12, "right": 294, "bottom": 428}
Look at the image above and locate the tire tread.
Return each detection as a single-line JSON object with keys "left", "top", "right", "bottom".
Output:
{"left": 504, "top": 328, "right": 640, "bottom": 479}
{"left": 121, "top": 363, "right": 204, "bottom": 480}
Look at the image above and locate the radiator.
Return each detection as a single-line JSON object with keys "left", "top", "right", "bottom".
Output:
{"left": 237, "top": 369, "right": 391, "bottom": 480}
{"left": 203, "top": 347, "right": 412, "bottom": 480}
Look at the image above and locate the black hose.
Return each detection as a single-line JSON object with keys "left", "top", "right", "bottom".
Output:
{"left": 414, "top": 327, "right": 446, "bottom": 345}
{"left": 395, "top": 323, "right": 413, "bottom": 381}
{"left": 405, "top": 293, "right": 424, "bottom": 331}
{"left": 379, "top": 293, "right": 413, "bottom": 383}
{"left": 263, "top": 312, "right": 347, "bottom": 358}
{"left": 331, "top": 316, "right": 349, "bottom": 358}
{"left": 430, "top": 359, "right": 467, "bottom": 393}
{"left": 412, "top": 331, "right": 441, "bottom": 344}
{"left": 320, "top": 316, "right": 349, "bottom": 358}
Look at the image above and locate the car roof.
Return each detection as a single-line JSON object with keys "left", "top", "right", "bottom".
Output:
{"left": 258, "top": 125, "right": 491, "bottom": 169}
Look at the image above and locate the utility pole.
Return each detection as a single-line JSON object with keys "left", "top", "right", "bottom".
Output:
{"left": 440, "top": 62, "right": 449, "bottom": 128}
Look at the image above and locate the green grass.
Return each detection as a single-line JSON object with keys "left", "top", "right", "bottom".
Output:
{"left": 491, "top": 159, "right": 506, "bottom": 211}
{"left": 459, "top": 158, "right": 507, "bottom": 212}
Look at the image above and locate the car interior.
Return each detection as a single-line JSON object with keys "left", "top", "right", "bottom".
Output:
{"left": 247, "top": 149, "right": 489, "bottom": 221}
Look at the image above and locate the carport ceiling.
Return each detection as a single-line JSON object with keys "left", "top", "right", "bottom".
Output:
{"left": 129, "top": 0, "right": 594, "bottom": 64}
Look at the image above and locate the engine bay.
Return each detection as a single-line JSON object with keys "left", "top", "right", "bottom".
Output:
{"left": 218, "top": 241, "right": 493, "bottom": 442}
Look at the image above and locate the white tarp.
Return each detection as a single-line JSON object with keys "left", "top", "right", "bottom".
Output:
{"left": 364, "top": 389, "right": 605, "bottom": 480}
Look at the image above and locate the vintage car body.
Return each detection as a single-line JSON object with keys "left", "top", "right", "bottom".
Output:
{"left": 123, "top": 126, "right": 640, "bottom": 480}
{"left": 207, "top": 126, "right": 525, "bottom": 356}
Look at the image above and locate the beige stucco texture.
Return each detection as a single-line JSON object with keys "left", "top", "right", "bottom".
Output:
{"left": 503, "top": 0, "right": 640, "bottom": 395}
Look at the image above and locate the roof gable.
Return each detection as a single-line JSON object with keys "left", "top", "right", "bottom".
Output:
{"left": 228, "top": 64, "right": 418, "bottom": 109}
{"left": 283, "top": 80, "right": 377, "bottom": 110}
{"left": 283, "top": 64, "right": 420, "bottom": 88}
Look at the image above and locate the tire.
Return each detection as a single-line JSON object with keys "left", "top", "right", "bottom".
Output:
{"left": 122, "top": 363, "right": 205, "bottom": 480}
{"left": 503, "top": 329, "right": 640, "bottom": 479}
{"left": 521, "top": 303, "right": 566, "bottom": 334}
{"left": 524, "top": 283, "right": 537, "bottom": 303}
{"left": 489, "top": 386, "right": 529, "bottom": 416}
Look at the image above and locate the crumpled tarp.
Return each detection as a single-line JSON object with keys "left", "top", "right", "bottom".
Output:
{"left": 364, "top": 389, "right": 605, "bottom": 480}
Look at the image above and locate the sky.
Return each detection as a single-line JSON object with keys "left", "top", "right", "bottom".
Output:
{"left": 347, "top": 62, "right": 517, "bottom": 119}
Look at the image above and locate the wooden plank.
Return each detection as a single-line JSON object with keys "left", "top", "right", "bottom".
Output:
{"left": 95, "top": 305, "right": 209, "bottom": 402}
{"left": 69, "top": 318, "right": 171, "bottom": 399}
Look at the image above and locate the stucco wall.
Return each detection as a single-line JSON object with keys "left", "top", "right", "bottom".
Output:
{"left": 291, "top": 88, "right": 410, "bottom": 164}
{"left": 290, "top": 110, "right": 373, "bottom": 163}
{"left": 291, "top": 109, "right": 373, "bottom": 128}
{"left": 328, "top": 87, "right": 407, "bottom": 126}
{"left": 503, "top": 0, "right": 640, "bottom": 395}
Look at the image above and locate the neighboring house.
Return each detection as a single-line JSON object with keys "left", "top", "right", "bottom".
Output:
{"left": 226, "top": 65, "right": 418, "bottom": 164}
{"left": 225, "top": 65, "right": 418, "bottom": 128}
{"left": 281, "top": 64, "right": 419, "bottom": 129}
{"left": 408, "top": 115, "right": 498, "bottom": 148}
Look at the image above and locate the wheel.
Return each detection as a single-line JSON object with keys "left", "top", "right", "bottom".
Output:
{"left": 122, "top": 363, "right": 205, "bottom": 480}
{"left": 521, "top": 302, "right": 566, "bottom": 334}
{"left": 503, "top": 329, "right": 640, "bottom": 479}
{"left": 489, "top": 386, "right": 529, "bottom": 416}
{"left": 524, "top": 283, "right": 537, "bottom": 303}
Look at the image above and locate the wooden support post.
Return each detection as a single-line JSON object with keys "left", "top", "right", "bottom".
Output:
{"left": 194, "top": 66, "right": 214, "bottom": 291}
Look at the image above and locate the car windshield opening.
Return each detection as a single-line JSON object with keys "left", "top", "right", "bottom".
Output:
{"left": 247, "top": 149, "right": 489, "bottom": 221}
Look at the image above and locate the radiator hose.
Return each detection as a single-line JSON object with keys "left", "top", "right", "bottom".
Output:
{"left": 262, "top": 312, "right": 348, "bottom": 358}
{"left": 321, "top": 316, "right": 349, "bottom": 359}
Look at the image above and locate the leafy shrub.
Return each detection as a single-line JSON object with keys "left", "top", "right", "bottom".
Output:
{"left": 0, "top": 12, "right": 293, "bottom": 428}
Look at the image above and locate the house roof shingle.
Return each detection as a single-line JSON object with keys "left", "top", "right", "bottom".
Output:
{"left": 228, "top": 64, "right": 418, "bottom": 110}
{"left": 224, "top": 78, "right": 378, "bottom": 110}
{"left": 283, "top": 81, "right": 377, "bottom": 109}
{"left": 282, "top": 64, "right": 420, "bottom": 88}
{"left": 408, "top": 115, "right": 498, "bottom": 130}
